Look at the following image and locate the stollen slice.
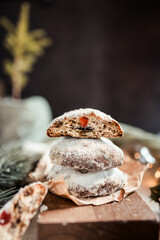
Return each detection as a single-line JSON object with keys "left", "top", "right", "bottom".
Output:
{"left": 47, "top": 108, "right": 123, "bottom": 138}
{"left": 0, "top": 182, "right": 47, "bottom": 240}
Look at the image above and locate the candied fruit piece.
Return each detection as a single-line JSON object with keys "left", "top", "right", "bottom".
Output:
{"left": 79, "top": 117, "right": 88, "bottom": 127}
{"left": 0, "top": 210, "right": 11, "bottom": 225}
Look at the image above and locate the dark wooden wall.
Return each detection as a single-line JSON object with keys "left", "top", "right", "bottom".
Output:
{"left": 0, "top": 0, "right": 160, "bottom": 133}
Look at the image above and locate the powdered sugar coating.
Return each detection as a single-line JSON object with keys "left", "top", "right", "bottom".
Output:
{"left": 48, "top": 164, "right": 127, "bottom": 198}
{"left": 49, "top": 137, "right": 124, "bottom": 172}
{"left": 48, "top": 108, "right": 114, "bottom": 127}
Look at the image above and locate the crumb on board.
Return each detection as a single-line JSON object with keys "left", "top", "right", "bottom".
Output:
{"left": 40, "top": 205, "right": 48, "bottom": 213}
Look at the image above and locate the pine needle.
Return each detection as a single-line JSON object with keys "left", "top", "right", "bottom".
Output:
{"left": 0, "top": 187, "right": 18, "bottom": 208}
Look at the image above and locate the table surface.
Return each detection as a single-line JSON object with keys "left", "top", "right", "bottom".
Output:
{"left": 22, "top": 170, "right": 160, "bottom": 240}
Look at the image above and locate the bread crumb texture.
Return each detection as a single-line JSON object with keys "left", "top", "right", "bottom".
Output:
{"left": 47, "top": 108, "right": 123, "bottom": 138}
{"left": 0, "top": 182, "right": 47, "bottom": 240}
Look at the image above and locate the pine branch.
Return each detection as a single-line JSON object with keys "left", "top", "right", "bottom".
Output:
{"left": 0, "top": 141, "right": 43, "bottom": 207}
{"left": 0, "top": 141, "right": 42, "bottom": 189}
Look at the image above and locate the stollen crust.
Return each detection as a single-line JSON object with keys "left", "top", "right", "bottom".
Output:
{"left": 47, "top": 108, "right": 123, "bottom": 138}
{"left": 0, "top": 182, "right": 47, "bottom": 240}
{"left": 47, "top": 164, "right": 127, "bottom": 198}
{"left": 49, "top": 137, "right": 124, "bottom": 172}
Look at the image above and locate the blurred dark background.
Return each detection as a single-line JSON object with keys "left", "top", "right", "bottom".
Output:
{"left": 0, "top": 0, "right": 160, "bottom": 133}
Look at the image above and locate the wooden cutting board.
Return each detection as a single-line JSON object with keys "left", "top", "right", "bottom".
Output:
{"left": 38, "top": 191, "right": 159, "bottom": 240}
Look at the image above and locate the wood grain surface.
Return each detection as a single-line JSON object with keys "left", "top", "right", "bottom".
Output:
{"left": 37, "top": 192, "right": 159, "bottom": 240}
{"left": 22, "top": 167, "right": 160, "bottom": 240}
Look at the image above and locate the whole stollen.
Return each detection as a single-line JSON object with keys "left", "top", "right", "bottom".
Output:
{"left": 48, "top": 164, "right": 127, "bottom": 198}
{"left": 47, "top": 108, "right": 123, "bottom": 138}
{"left": 49, "top": 137, "right": 124, "bottom": 172}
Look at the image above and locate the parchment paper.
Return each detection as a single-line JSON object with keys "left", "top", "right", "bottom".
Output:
{"left": 30, "top": 148, "right": 148, "bottom": 206}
